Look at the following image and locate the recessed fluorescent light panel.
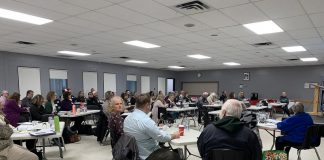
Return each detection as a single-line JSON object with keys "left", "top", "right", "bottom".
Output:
{"left": 126, "top": 60, "right": 148, "bottom": 64}
{"left": 223, "top": 62, "right": 241, "bottom": 66}
{"left": 123, "top": 40, "right": 160, "bottom": 48}
{"left": 282, "top": 46, "right": 306, "bottom": 52}
{"left": 168, "top": 66, "right": 185, "bottom": 69}
{"left": 0, "top": 8, "right": 53, "bottom": 25}
{"left": 300, "top": 57, "right": 318, "bottom": 62}
{"left": 187, "top": 54, "right": 211, "bottom": 59}
{"left": 58, "top": 51, "right": 91, "bottom": 56}
{"left": 243, "top": 20, "right": 283, "bottom": 35}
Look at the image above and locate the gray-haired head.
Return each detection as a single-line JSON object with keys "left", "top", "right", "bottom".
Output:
{"left": 220, "top": 99, "right": 243, "bottom": 119}
{"left": 292, "top": 102, "right": 304, "bottom": 114}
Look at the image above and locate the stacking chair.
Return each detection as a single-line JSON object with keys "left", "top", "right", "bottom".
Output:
{"left": 291, "top": 124, "right": 324, "bottom": 160}
{"left": 207, "top": 149, "right": 249, "bottom": 160}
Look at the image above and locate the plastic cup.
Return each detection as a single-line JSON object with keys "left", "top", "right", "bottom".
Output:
{"left": 179, "top": 125, "right": 184, "bottom": 136}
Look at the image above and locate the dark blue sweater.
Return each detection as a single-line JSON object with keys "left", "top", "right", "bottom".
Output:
{"left": 277, "top": 112, "right": 313, "bottom": 143}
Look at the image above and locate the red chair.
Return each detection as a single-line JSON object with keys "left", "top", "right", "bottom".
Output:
{"left": 249, "top": 100, "right": 259, "bottom": 105}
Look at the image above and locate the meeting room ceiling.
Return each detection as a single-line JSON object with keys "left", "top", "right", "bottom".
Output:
{"left": 0, "top": 0, "right": 324, "bottom": 70}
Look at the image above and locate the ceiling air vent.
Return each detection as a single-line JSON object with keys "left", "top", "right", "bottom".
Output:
{"left": 173, "top": 0, "right": 213, "bottom": 15}
{"left": 15, "top": 41, "right": 36, "bottom": 45}
{"left": 286, "top": 58, "right": 299, "bottom": 61}
{"left": 252, "top": 42, "right": 273, "bottom": 47}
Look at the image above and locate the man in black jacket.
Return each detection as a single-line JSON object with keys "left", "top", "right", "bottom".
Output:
{"left": 197, "top": 99, "right": 262, "bottom": 160}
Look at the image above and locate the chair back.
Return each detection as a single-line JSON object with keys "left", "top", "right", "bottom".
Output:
{"left": 302, "top": 124, "right": 324, "bottom": 148}
{"left": 207, "top": 149, "right": 249, "bottom": 160}
{"left": 87, "top": 104, "right": 101, "bottom": 110}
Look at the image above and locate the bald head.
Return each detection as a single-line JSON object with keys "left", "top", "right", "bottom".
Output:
{"left": 220, "top": 99, "right": 243, "bottom": 119}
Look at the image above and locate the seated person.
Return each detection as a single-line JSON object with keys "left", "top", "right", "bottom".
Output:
{"left": 0, "top": 102, "right": 38, "bottom": 160}
{"left": 44, "top": 91, "right": 57, "bottom": 114}
{"left": 107, "top": 96, "right": 124, "bottom": 148}
{"left": 152, "top": 94, "right": 168, "bottom": 124}
{"left": 197, "top": 92, "right": 209, "bottom": 124}
{"left": 219, "top": 91, "right": 227, "bottom": 103}
{"left": 175, "top": 91, "right": 185, "bottom": 103}
{"left": 237, "top": 91, "right": 245, "bottom": 101}
{"left": 197, "top": 99, "right": 261, "bottom": 160}
{"left": 87, "top": 92, "right": 100, "bottom": 106}
{"left": 183, "top": 91, "right": 191, "bottom": 103}
{"left": 279, "top": 92, "right": 291, "bottom": 116}
{"left": 228, "top": 92, "right": 236, "bottom": 99}
{"left": 121, "top": 92, "right": 130, "bottom": 106}
{"left": 275, "top": 102, "right": 313, "bottom": 154}
{"left": 30, "top": 95, "right": 45, "bottom": 121}
{"left": 165, "top": 94, "right": 176, "bottom": 108}
{"left": 123, "top": 94, "right": 180, "bottom": 160}
{"left": 3, "top": 92, "right": 27, "bottom": 127}
{"left": 59, "top": 92, "right": 83, "bottom": 132}
{"left": 76, "top": 91, "right": 86, "bottom": 103}
{"left": 207, "top": 92, "right": 217, "bottom": 104}
{"left": 21, "top": 90, "right": 34, "bottom": 109}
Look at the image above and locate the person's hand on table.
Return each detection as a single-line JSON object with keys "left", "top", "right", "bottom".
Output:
{"left": 171, "top": 131, "right": 180, "bottom": 139}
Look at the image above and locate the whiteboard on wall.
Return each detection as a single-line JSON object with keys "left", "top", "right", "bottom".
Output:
{"left": 18, "top": 67, "right": 41, "bottom": 97}
{"left": 83, "top": 72, "right": 97, "bottom": 95}
{"left": 104, "top": 73, "right": 116, "bottom": 93}
{"left": 141, "top": 76, "right": 150, "bottom": 93}
{"left": 127, "top": 75, "right": 137, "bottom": 81}
{"left": 49, "top": 69, "right": 67, "bottom": 79}
{"left": 182, "top": 82, "right": 219, "bottom": 96}
{"left": 158, "top": 77, "right": 166, "bottom": 95}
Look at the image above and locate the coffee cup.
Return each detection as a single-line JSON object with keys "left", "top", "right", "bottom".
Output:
{"left": 179, "top": 125, "right": 184, "bottom": 136}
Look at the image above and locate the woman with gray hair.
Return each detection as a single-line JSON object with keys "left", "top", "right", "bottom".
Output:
{"left": 275, "top": 102, "right": 314, "bottom": 154}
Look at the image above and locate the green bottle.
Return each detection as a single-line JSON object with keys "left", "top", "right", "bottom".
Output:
{"left": 54, "top": 114, "right": 60, "bottom": 132}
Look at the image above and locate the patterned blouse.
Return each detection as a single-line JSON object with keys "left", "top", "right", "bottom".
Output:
{"left": 0, "top": 114, "right": 13, "bottom": 151}
{"left": 108, "top": 112, "right": 124, "bottom": 148}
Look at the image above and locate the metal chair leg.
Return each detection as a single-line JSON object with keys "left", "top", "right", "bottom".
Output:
{"left": 314, "top": 148, "right": 321, "bottom": 160}
{"left": 297, "top": 150, "right": 301, "bottom": 160}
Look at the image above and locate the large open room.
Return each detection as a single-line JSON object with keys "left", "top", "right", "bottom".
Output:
{"left": 1, "top": 0, "right": 324, "bottom": 160}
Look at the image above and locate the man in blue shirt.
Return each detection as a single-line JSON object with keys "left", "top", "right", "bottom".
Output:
{"left": 276, "top": 102, "right": 314, "bottom": 154}
{"left": 123, "top": 93, "right": 180, "bottom": 160}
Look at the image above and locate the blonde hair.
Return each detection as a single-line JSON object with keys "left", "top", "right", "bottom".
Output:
{"left": 156, "top": 94, "right": 165, "bottom": 103}
{"left": 107, "top": 96, "right": 123, "bottom": 113}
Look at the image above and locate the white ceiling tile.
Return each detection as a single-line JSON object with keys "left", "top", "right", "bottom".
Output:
{"left": 123, "top": 25, "right": 165, "bottom": 37}
{"left": 77, "top": 11, "right": 134, "bottom": 29}
{"left": 175, "top": 32, "right": 211, "bottom": 42}
{"left": 143, "top": 21, "right": 188, "bottom": 34}
{"left": 104, "top": 0, "right": 130, "bottom": 4}
{"left": 59, "top": 17, "right": 112, "bottom": 32}
{"left": 239, "top": 36, "right": 268, "bottom": 44}
{"left": 261, "top": 32, "right": 293, "bottom": 42}
{"left": 16, "top": 0, "right": 89, "bottom": 15}
{"left": 153, "top": 0, "right": 191, "bottom": 6}
{"left": 220, "top": 3, "right": 268, "bottom": 24}
{"left": 255, "top": 0, "right": 305, "bottom": 19}
{"left": 194, "top": 29, "right": 233, "bottom": 39}
{"left": 190, "top": 10, "right": 238, "bottom": 28}
{"left": 287, "top": 28, "right": 320, "bottom": 39}
{"left": 310, "top": 13, "right": 324, "bottom": 27}
{"left": 297, "top": 38, "right": 324, "bottom": 45}
{"left": 120, "top": 0, "right": 183, "bottom": 20}
{"left": 61, "top": 0, "right": 113, "bottom": 10}
{"left": 165, "top": 16, "right": 211, "bottom": 31}
{"left": 274, "top": 15, "right": 314, "bottom": 31}
{"left": 300, "top": 0, "right": 324, "bottom": 14}
{"left": 97, "top": 5, "right": 157, "bottom": 24}
{"left": 219, "top": 38, "right": 246, "bottom": 46}
{"left": 43, "top": 22, "right": 100, "bottom": 36}
{"left": 155, "top": 36, "right": 190, "bottom": 44}
{"left": 107, "top": 29, "right": 148, "bottom": 40}
{"left": 318, "top": 27, "right": 324, "bottom": 36}
{"left": 202, "top": 0, "right": 250, "bottom": 9}
{"left": 219, "top": 25, "right": 255, "bottom": 37}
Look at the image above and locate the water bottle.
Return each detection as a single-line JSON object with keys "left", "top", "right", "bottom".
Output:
{"left": 54, "top": 114, "right": 60, "bottom": 132}
{"left": 184, "top": 119, "right": 189, "bottom": 131}
{"left": 48, "top": 116, "right": 54, "bottom": 129}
